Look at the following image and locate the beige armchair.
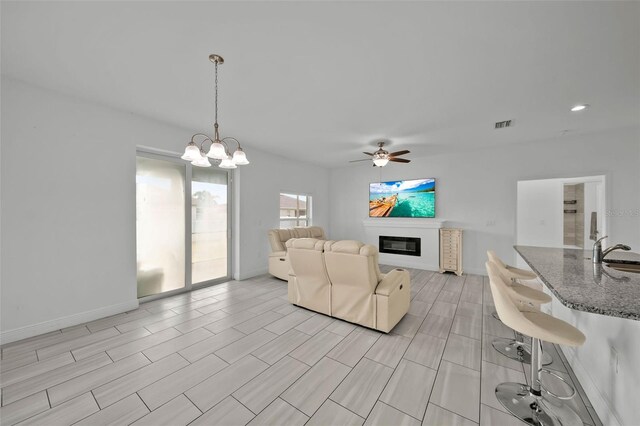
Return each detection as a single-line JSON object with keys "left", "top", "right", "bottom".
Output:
{"left": 267, "top": 226, "right": 326, "bottom": 280}
{"left": 286, "top": 238, "right": 410, "bottom": 333}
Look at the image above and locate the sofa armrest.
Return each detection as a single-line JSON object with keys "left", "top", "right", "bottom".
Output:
{"left": 269, "top": 251, "right": 286, "bottom": 258}
{"left": 376, "top": 268, "right": 409, "bottom": 296}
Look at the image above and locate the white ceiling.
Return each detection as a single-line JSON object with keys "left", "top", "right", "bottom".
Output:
{"left": 2, "top": 1, "right": 639, "bottom": 167}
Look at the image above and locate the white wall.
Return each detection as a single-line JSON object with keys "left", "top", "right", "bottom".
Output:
{"left": 583, "top": 181, "right": 600, "bottom": 245}
{"left": 0, "top": 78, "right": 329, "bottom": 343}
{"left": 233, "top": 149, "right": 330, "bottom": 279}
{"left": 516, "top": 179, "right": 563, "bottom": 247}
{"left": 1, "top": 78, "right": 149, "bottom": 341}
{"left": 329, "top": 127, "right": 640, "bottom": 274}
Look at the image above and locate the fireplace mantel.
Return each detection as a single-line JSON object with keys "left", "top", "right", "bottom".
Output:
{"left": 362, "top": 219, "right": 446, "bottom": 229}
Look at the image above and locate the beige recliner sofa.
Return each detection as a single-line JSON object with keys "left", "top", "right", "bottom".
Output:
{"left": 267, "top": 226, "right": 326, "bottom": 280}
{"left": 287, "top": 238, "right": 410, "bottom": 333}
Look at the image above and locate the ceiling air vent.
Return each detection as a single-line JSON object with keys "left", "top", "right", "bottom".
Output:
{"left": 494, "top": 120, "right": 513, "bottom": 129}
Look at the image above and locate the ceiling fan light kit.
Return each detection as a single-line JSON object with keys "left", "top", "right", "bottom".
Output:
{"left": 181, "top": 54, "right": 250, "bottom": 168}
{"left": 373, "top": 152, "right": 389, "bottom": 167}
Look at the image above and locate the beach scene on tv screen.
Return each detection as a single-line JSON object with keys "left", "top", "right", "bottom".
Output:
{"left": 369, "top": 178, "right": 435, "bottom": 218}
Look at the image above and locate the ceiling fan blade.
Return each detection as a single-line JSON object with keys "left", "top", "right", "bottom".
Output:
{"left": 389, "top": 158, "right": 411, "bottom": 163}
{"left": 349, "top": 158, "right": 372, "bottom": 163}
{"left": 363, "top": 152, "right": 374, "bottom": 156}
{"left": 389, "top": 150, "right": 410, "bottom": 157}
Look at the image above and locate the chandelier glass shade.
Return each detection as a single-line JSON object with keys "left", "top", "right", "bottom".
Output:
{"left": 181, "top": 142, "right": 201, "bottom": 162}
{"left": 219, "top": 155, "right": 237, "bottom": 169}
{"left": 232, "top": 148, "right": 249, "bottom": 165}
{"left": 191, "top": 151, "right": 212, "bottom": 168}
{"left": 182, "top": 54, "right": 250, "bottom": 168}
{"left": 207, "top": 141, "right": 227, "bottom": 160}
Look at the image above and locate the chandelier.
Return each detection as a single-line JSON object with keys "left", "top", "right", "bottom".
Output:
{"left": 181, "top": 54, "right": 249, "bottom": 168}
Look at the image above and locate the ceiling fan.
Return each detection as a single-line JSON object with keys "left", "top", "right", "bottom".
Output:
{"left": 349, "top": 141, "right": 411, "bottom": 167}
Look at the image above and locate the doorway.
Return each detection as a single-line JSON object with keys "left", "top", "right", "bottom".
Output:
{"left": 516, "top": 175, "right": 606, "bottom": 249}
{"left": 136, "top": 150, "right": 231, "bottom": 300}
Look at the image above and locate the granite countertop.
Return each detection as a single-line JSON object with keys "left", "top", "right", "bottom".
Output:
{"left": 514, "top": 245, "right": 640, "bottom": 321}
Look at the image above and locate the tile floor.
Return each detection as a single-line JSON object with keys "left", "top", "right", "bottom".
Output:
{"left": 0, "top": 267, "right": 601, "bottom": 426}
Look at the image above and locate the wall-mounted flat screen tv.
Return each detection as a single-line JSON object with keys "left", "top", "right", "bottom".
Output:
{"left": 369, "top": 178, "right": 436, "bottom": 218}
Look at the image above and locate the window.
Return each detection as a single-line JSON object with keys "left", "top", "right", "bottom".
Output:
{"left": 280, "top": 193, "right": 311, "bottom": 228}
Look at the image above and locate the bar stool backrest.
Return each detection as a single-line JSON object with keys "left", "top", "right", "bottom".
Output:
{"left": 486, "top": 261, "right": 527, "bottom": 333}
{"left": 486, "top": 250, "right": 507, "bottom": 269}
{"left": 489, "top": 260, "right": 515, "bottom": 287}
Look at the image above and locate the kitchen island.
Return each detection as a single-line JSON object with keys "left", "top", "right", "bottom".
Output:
{"left": 513, "top": 245, "right": 640, "bottom": 426}
{"left": 514, "top": 245, "right": 640, "bottom": 320}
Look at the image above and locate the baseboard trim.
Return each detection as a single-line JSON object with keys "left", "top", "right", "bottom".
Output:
{"left": 560, "top": 346, "right": 621, "bottom": 426}
{"left": 380, "top": 261, "right": 486, "bottom": 277}
{"left": 0, "top": 299, "right": 139, "bottom": 345}
{"left": 236, "top": 267, "right": 269, "bottom": 281}
{"left": 381, "top": 260, "right": 441, "bottom": 271}
{"left": 460, "top": 266, "right": 487, "bottom": 276}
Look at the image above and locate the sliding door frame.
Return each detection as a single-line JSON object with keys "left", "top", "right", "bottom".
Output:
{"left": 190, "top": 163, "right": 233, "bottom": 291}
{"left": 136, "top": 147, "right": 233, "bottom": 303}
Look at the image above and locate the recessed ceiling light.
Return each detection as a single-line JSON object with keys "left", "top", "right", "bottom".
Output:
{"left": 571, "top": 104, "right": 589, "bottom": 112}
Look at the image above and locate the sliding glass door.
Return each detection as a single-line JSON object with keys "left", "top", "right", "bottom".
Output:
{"left": 136, "top": 156, "right": 186, "bottom": 298}
{"left": 191, "top": 169, "right": 228, "bottom": 284}
{"left": 136, "top": 151, "right": 231, "bottom": 299}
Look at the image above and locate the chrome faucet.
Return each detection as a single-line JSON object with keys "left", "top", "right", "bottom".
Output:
{"left": 603, "top": 244, "right": 632, "bottom": 258}
{"left": 592, "top": 235, "right": 632, "bottom": 263}
{"left": 592, "top": 236, "right": 607, "bottom": 263}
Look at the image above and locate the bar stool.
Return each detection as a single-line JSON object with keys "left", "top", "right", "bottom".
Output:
{"left": 486, "top": 262, "right": 586, "bottom": 426}
{"left": 487, "top": 250, "right": 540, "bottom": 320}
{"left": 487, "top": 250, "right": 538, "bottom": 282}
{"left": 487, "top": 257, "right": 553, "bottom": 365}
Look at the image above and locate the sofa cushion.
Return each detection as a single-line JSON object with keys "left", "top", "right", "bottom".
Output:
{"left": 286, "top": 238, "right": 325, "bottom": 251}
{"left": 324, "top": 240, "right": 362, "bottom": 254}
{"left": 294, "top": 226, "right": 325, "bottom": 239}
{"left": 324, "top": 240, "right": 381, "bottom": 282}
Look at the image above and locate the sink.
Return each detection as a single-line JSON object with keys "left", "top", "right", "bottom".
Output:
{"left": 605, "top": 262, "right": 640, "bottom": 274}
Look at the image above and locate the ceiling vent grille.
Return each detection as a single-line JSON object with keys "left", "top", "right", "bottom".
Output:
{"left": 495, "top": 120, "right": 513, "bottom": 129}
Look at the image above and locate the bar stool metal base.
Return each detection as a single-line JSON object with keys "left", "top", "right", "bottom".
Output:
{"left": 492, "top": 338, "right": 553, "bottom": 365}
{"left": 495, "top": 382, "right": 582, "bottom": 426}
